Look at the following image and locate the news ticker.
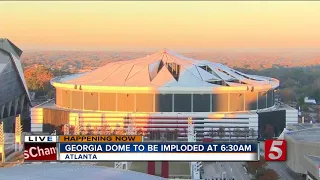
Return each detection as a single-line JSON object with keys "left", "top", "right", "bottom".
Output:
{"left": 23, "top": 135, "right": 287, "bottom": 162}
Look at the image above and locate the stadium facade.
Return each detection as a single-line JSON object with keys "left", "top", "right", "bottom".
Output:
{"left": 31, "top": 49, "right": 297, "bottom": 139}
{"left": 0, "top": 38, "right": 31, "bottom": 132}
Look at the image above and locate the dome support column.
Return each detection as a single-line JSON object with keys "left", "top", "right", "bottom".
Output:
{"left": 114, "top": 114, "right": 135, "bottom": 170}
{"left": 188, "top": 117, "right": 202, "bottom": 180}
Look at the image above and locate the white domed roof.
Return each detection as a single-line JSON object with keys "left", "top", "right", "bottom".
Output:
{"left": 55, "top": 50, "right": 278, "bottom": 91}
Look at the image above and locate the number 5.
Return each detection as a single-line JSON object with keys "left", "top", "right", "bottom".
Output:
{"left": 268, "top": 141, "right": 283, "bottom": 160}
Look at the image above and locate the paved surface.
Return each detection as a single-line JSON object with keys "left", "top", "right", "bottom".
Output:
{"left": 260, "top": 142, "right": 303, "bottom": 180}
{"left": 267, "top": 162, "right": 303, "bottom": 180}
{"left": 0, "top": 163, "right": 165, "bottom": 180}
{"left": 202, "top": 162, "right": 250, "bottom": 180}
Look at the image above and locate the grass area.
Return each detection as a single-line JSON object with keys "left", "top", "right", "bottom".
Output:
{"left": 0, "top": 152, "right": 23, "bottom": 168}
{"left": 96, "top": 161, "right": 190, "bottom": 177}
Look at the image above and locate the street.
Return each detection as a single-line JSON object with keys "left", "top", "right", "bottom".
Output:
{"left": 202, "top": 162, "right": 250, "bottom": 180}
{"left": 260, "top": 142, "right": 303, "bottom": 180}
{"left": 267, "top": 162, "right": 303, "bottom": 180}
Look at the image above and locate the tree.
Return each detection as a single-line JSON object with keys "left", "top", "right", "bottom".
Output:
{"left": 249, "top": 128, "right": 256, "bottom": 139}
{"left": 217, "top": 126, "right": 225, "bottom": 139}
{"left": 69, "top": 125, "right": 75, "bottom": 135}
{"left": 243, "top": 128, "right": 250, "bottom": 140}
{"left": 79, "top": 125, "right": 85, "bottom": 135}
{"left": 102, "top": 124, "right": 111, "bottom": 135}
{"left": 24, "top": 65, "right": 54, "bottom": 92}
{"left": 93, "top": 126, "right": 99, "bottom": 135}
{"left": 209, "top": 128, "right": 216, "bottom": 139}
{"left": 137, "top": 128, "right": 143, "bottom": 136}
{"left": 279, "top": 88, "right": 296, "bottom": 103}
{"left": 246, "top": 156, "right": 267, "bottom": 178}
{"left": 113, "top": 123, "right": 122, "bottom": 135}
{"left": 174, "top": 129, "right": 179, "bottom": 141}
{"left": 227, "top": 127, "right": 232, "bottom": 141}
{"left": 264, "top": 124, "right": 275, "bottom": 138}
{"left": 259, "top": 169, "right": 279, "bottom": 180}
{"left": 86, "top": 124, "right": 92, "bottom": 135}
{"left": 156, "top": 129, "right": 161, "bottom": 140}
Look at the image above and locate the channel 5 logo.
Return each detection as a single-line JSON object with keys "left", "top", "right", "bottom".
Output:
{"left": 265, "top": 139, "right": 287, "bottom": 161}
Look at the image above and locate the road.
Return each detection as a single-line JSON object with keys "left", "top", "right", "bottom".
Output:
{"left": 260, "top": 142, "right": 303, "bottom": 180}
{"left": 267, "top": 162, "right": 303, "bottom": 180}
{"left": 202, "top": 162, "right": 250, "bottom": 180}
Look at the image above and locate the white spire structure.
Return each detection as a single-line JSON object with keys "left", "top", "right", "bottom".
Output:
{"left": 188, "top": 117, "right": 202, "bottom": 180}
{"left": 0, "top": 122, "right": 5, "bottom": 163}
{"left": 15, "top": 115, "right": 23, "bottom": 151}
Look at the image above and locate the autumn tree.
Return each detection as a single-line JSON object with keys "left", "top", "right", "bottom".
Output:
{"left": 246, "top": 156, "right": 267, "bottom": 178}
{"left": 258, "top": 169, "right": 279, "bottom": 180}
{"left": 113, "top": 123, "right": 122, "bottom": 135}
{"left": 264, "top": 124, "right": 275, "bottom": 138}
{"left": 279, "top": 88, "right": 296, "bottom": 103}
{"left": 101, "top": 124, "right": 111, "bottom": 135}
{"left": 250, "top": 128, "right": 256, "bottom": 139}
{"left": 24, "top": 65, "right": 54, "bottom": 92}
{"left": 137, "top": 128, "right": 143, "bottom": 136}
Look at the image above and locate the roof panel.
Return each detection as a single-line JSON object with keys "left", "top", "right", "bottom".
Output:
{"left": 125, "top": 67, "right": 152, "bottom": 86}
{"left": 151, "top": 65, "right": 177, "bottom": 87}
{"left": 177, "top": 66, "right": 212, "bottom": 87}
{"left": 196, "top": 66, "right": 220, "bottom": 81}
{"left": 148, "top": 60, "right": 162, "bottom": 81}
{"left": 126, "top": 64, "right": 147, "bottom": 81}
{"left": 10, "top": 53, "right": 31, "bottom": 102}
{"left": 56, "top": 49, "right": 278, "bottom": 89}
{"left": 207, "top": 64, "right": 234, "bottom": 81}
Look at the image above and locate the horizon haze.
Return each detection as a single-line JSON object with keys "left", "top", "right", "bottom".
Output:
{"left": 1, "top": 2, "right": 320, "bottom": 52}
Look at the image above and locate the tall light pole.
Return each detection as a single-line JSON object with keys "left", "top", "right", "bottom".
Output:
{"left": 0, "top": 122, "right": 5, "bottom": 163}
{"left": 15, "top": 115, "right": 23, "bottom": 151}
{"left": 188, "top": 117, "right": 202, "bottom": 180}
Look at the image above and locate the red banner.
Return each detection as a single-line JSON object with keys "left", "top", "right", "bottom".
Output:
{"left": 24, "top": 143, "right": 57, "bottom": 161}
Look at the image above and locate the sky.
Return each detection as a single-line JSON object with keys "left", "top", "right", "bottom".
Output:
{"left": 1, "top": 1, "right": 320, "bottom": 51}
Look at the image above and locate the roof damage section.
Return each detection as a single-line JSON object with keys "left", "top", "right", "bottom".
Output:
{"left": 55, "top": 49, "right": 279, "bottom": 89}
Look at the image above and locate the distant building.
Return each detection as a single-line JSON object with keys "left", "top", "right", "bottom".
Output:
{"left": 283, "top": 124, "right": 320, "bottom": 180}
{"left": 305, "top": 97, "right": 317, "bottom": 105}
{"left": 31, "top": 49, "right": 297, "bottom": 139}
{"left": 0, "top": 38, "right": 31, "bottom": 132}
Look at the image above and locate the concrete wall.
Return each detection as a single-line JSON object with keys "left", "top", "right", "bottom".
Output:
{"left": 55, "top": 89, "right": 275, "bottom": 113}
{"left": 285, "top": 135, "right": 320, "bottom": 176}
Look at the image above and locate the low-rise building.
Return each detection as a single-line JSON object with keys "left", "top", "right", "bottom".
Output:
{"left": 284, "top": 124, "right": 320, "bottom": 180}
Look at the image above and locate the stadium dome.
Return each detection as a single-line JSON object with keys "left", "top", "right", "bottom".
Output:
{"left": 51, "top": 49, "right": 279, "bottom": 113}
{"left": 0, "top": 163, "right": 165, "bottom": 180}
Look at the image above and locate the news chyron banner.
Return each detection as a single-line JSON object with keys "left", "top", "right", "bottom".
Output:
{"left": 24, "top": 135, "right": 57, "bottom": 161}
{"left": 24, "top": 135, "right": 260, "bottom": 161}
